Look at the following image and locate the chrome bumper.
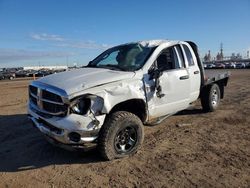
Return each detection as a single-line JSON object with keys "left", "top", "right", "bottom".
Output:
{"left": 28, "top": 104, "right": 106, "bottom": 146}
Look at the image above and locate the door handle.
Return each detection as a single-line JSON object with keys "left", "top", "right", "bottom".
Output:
{"left": 179, "top": 75, "right": 189, "bottom": 80}
{"left": 194, "top": 70, "right": 199, "bottom": 74}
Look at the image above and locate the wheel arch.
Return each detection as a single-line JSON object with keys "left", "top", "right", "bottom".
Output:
{"left": 215, "top": 77, "right": 229, "bottom": 99}
{"left": 201, "top": 77, "right": 228, "bottom": 99}
{"left": 109, "top": 99, "right": 148, "bottom": 123}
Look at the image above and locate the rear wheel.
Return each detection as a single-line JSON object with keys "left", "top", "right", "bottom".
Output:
{"left": 201, "top": 83, "right": 221, "bottom": 112}
{"left": 98, "top": 111, "right": 144, "bottom": 160}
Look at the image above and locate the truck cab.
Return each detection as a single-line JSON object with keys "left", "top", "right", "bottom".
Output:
{"left": 28, "top": 40, "right": 229, "bottom": 160}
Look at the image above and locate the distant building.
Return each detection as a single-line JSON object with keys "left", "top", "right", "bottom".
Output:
{"left": 203, "top": 50, "right": 211, "bottom": 62}
{"left": 230, "top": 53, "right": 242, "bottom": 60}
{"left": 216, "top": 52, "right": 223, "bottom": 61}
{"left": 220, "top": 43, "right": 224, "bottom": 60}
{"left": 214, "top": 43, "right": 224, "bottom": 61}
{"left": 23, "top": 65, "right": 68, "bottom": 71}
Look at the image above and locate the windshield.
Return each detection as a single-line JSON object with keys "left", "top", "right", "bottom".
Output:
{"left": 88, "top": 43, "right": 155, "bottom": 71}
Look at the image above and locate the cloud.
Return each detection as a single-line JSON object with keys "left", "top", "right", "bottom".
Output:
{"left": 30, "top": 33, "right": 65, "bottom": 41}
{"left": 56, "top": 41, "right": 112, "bottom": 50}
{"left": 0, "top": 48, "right": 74, "bottom": 63}
{"left": 30, "top": 33, "right": 112, "bottom": 50}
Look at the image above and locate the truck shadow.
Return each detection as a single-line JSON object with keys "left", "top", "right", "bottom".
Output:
{"left": 0, "top": 114, "right": 103, "bottom": 172}
{"left": 176, "top": 108, "right": 204, "bottom": 116}
{"left": 0, "top": 107, "right": 205, "bottom": 172}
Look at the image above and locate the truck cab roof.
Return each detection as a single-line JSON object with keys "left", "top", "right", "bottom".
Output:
{"left": 125, "top": 39, "right": 180, "bottom": 48}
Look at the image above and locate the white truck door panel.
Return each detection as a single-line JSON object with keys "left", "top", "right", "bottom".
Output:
{"left": 145, "top": 69, "right": 190, "bottom": 118}
{"left": 144, "top": 45, "right": 191, "bottom": 119}
{"left": 181, "top": 43, "right": 201, "bottom": 102}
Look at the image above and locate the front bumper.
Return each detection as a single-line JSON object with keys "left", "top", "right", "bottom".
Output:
{"left": 28, "top": 104, "right": 106, "bottom": 147}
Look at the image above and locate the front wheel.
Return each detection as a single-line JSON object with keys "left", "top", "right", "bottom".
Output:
{"left": 98, "top": 111, "right": 144, "bottom": 160}
{"left": 201, "top": 83, "right": 221, "bottom": 112}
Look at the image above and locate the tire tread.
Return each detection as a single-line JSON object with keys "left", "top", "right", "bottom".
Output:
{"left": 98, "top": 111, "right": 143, "bottom": 160}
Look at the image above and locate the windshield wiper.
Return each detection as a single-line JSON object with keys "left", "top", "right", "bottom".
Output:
{"left": 97, "top": 64, "right": 127, "bottom": 71}
{"left": 84, "top": 63, "right": 95, "bottom": 68}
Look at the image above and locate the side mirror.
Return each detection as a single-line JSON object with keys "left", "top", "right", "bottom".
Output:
{"left": 148, "top": 67, "right": 165, "bottom": 98}
{"left": 148, "top": 68, "right": 162, "bottom": 80}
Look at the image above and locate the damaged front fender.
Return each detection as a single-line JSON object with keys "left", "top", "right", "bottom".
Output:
{"left": 69, "top": 77, "right": 147, "bottom": 115}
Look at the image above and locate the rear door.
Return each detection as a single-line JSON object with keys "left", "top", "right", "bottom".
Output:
{"left": 181, "top": 43, "right": 201, "bottom": 102}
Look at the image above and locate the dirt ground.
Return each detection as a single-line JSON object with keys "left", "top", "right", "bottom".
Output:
{"left": 0, "top": 69, "right": 249, "bottom": 188}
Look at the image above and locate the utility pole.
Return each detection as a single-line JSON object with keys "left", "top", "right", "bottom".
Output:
{"left": 220, "top": 43, "right": 224, "bottom": 60}
{"left": 208, "top": 50, "right": 211, "bottom": 61}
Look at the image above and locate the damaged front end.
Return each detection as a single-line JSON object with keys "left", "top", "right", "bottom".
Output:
{"left": 28, "top": 81, "right": 106, "bottom": 150}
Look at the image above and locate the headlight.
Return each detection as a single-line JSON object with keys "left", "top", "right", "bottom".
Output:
{"left": 70, "top": 95, "right": 104, "bottom": 116}
{"left": 70, "top": 97, "right": 91, "bottom": 115}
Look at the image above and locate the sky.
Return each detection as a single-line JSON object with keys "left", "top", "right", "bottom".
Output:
{"left": 0, "top": 0, "right": 249, "bottom": 68}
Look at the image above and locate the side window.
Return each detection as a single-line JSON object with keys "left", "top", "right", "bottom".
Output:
{"left": 174, "top": 45, "right": 185, "bottom": 68}
{"left": 183, "top": 45, "right": 194, "bottom": 66}
{"left": 156, "top": 46, "right": 182, "bottom": 71}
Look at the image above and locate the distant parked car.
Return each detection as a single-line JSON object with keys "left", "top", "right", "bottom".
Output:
{"left": 225, "top": 62, "right": 236, "bottom": 69}
{"left": 0, "top": 71, "right": 15, "bottom": 80}
{"left": 235, "top": 63, "right": 246, "bottom": 69}
{"left": 246, "top": 62, "right": 250, "bottom": 69}
{"left": 53, "top": 69, "right": 67, "bottom": 73}
{"left": 224, "top": 63, "right": 230, "bottom": 69}
{"left": 230, "top": 62, "right": 236, "bottom": 69}
{"left": 36, "top": 70, "right": 53, "bottom": 77}
{"left": 15, "top": 70, "right": 30, "bottom": 77}
{"left": 214, "top": 63, "right": 225, "bottom": 69}
{"left": 25, "top": 70, "right": 38, "bottom": 77}
{"left": 205, "top": 64, "right": 215, "bottom": 69}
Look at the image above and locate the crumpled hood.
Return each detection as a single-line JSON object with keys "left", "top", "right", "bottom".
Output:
{"left": 36, "top": 68, "right": 135, "bottom": 96}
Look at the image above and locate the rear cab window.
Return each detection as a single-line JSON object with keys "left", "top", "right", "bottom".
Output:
{"left": 183, "top": 44, "right": 195, "bottom": 66}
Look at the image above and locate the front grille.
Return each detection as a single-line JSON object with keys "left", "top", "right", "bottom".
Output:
{"left": 29, "top": 85, "right": 68, "bottom": 116}
{"left": 42, "top": 90, "right": 62, "bottom": 103}
{"left": 43, "top": 101, "right": 68, "bottom": 113}
{"left": 30, "top": 94, "right": 37, "bottom": 105}
{"left": 29, "top": 85, "right": 37, "bottom": 95}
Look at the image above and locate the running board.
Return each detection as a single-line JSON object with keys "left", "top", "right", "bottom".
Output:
{"left": 146, "top": 113, "right": 176, "bottom": 126}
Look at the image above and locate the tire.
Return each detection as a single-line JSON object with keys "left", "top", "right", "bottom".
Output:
{"left": 98, "top": 111, "right": 144, "bottom": 160}
{"left": 201, "top": 83, "right": 221, "bottom": 112}
{"left": 9, "top": 76, "right": 14, "bottom": 80}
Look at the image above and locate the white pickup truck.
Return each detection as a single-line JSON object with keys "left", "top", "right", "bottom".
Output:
{"left": 28, "top": 40, "right": 230, "bottom": 160}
